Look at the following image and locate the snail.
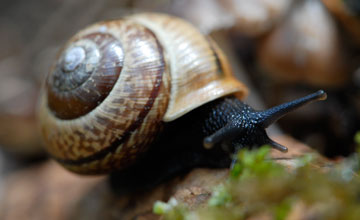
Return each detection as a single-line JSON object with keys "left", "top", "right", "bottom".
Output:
{"left": 38, "top": 13, "right": 327, "bottom": 176}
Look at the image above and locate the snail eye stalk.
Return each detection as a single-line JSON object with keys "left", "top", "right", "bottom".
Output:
{"left": 203, "top": 90, "right": 327, "bottom": 152}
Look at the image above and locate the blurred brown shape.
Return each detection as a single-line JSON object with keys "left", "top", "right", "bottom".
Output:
{"left": 323, "top": 0, "right": 360, "bottom": 46}
{"left": 221, "top": 0, "right": 293, "bottom": 36}
{"left": 257, "top": 0, "right": 349, "bottom": 87}
{"left": 0, "top": 161, "right": 103, "bottom": 220}
{"left": 0, "top": 73, "right": 42, "bottom": 157}
{"left": 169, "top": 0, "right": 235, "bottom": 34}
{"left": 169, "top": 0, "right": 293, "bottom": 36}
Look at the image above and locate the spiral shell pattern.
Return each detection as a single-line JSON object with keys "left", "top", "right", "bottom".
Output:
{"left": 39, "top": 13, "right": 247, "bottom": 174}
{"left": 39, "top": 19, "right": 170, "bottom": 174}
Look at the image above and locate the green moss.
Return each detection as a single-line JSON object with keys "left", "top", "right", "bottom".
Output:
{"left": 153, "top": 201, "right": 171, "bottom": 215}
{"left": 355, "top": 131, "right": 360, "bottom": 146}
{"left": 153, "top": 198, "right": 187, "bottom": 220}
{"left": 154, "top": 146, "right": 360, "bottom": 220}
{"left": 208, "top": 184, "right": 232, "bottom": 207}
{"left": 273, "top": 198, "right": 293, "bottom": 220}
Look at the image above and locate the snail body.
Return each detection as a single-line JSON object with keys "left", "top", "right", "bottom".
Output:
{"left": 39, "top": 13, "right": 326, "bottom": 175}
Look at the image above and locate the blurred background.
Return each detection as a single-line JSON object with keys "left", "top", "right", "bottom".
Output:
{"left": 1, "top": 0, "right": 360, "bottom": 219}
{"left": 0, "top": 0, "right": 359, "bottom": 182}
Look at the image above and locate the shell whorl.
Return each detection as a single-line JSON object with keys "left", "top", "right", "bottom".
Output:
{"left": 40, "top": 19, "right": 170, "bottom": 174}
{"left": 47, "top": 33, "right": 124, "bottom": 119}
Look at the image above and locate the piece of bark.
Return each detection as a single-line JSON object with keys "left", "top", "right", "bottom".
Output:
{"left": 0, "top": 135, "right": 330, "bottom": 220}
{"left": 70, "top": 168, "right": 229, "bottom": 220}
{"left": 270, "top": 135, "right": 332, "bottom": 170}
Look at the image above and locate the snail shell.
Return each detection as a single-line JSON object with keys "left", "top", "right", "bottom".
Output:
{"left": 38, "top": 13, "right": 247, "bottom": 174}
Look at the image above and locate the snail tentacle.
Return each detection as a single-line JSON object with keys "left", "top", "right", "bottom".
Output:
{"left": 203, "top": 90, "right": 327, "bottom": 152}
{"left": 258, "top": 90, "right": 327, "bottom": 128}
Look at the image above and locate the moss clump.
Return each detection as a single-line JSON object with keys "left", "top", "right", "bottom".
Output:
{"left": 355, "top": 131, "right": 360, "bottom": 146}
{"left": 154, "top": 145, "right": 360, "bottom": 220}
